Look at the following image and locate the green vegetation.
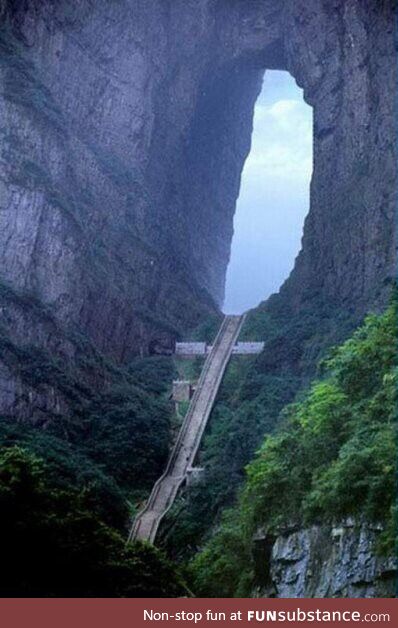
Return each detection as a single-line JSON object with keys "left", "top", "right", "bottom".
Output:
{"left": 188, "top": 313, "right": 222, "bottom": 343}
{"left": 0, "top": 418, "right": 128, "bottom": 529}
{"left": 0, "top": 447, "right": 186, "bottom": 597}
{"left": 0, "top": 272, "right": 185, "bottom": 595}
{"left": 159, "top": 352, "right": 299, "bottom": 559}
{"left": 189, "top": 304, "right": 397, "bottom": 596}
{"left": 167, "top": 293, "right": 359, "bottom": 544}
{"left": 0, "top": 324, "right": 176, "bottom": 497}
{"left": 0, "top": 329, "right": 185, "bottom": 595}
{"left": 160, "top": 295, "right": 360, "bottom": 559}
{"left": 0, "top": 346, "right": 178, "bottom": 514}
{"left": 174, "top": 356, "right": 205, "bottom": 382}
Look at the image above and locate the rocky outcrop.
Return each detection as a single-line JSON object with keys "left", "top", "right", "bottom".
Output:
{"left": 281, "top": 0, "right": 396, "bottom": 316}
{"left": 0, "top": 2, "right": 395, "bottom": 422}
{"left": 254, "top": 520, "right": 397, "bottom": 598}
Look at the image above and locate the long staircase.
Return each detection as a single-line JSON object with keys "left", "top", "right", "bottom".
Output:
{"left": 129, "top": 314, "right": 245, "bottom": 544}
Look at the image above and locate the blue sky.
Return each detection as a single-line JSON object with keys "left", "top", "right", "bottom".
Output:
{"left": 223, "top": 70, "right": 313, "bottom": 314}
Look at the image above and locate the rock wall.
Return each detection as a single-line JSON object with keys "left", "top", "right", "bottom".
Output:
{"left": 253, "top": 520, "right": 397, "bottom": 598}
{"left": 0, "top": 0, "right": 395, "bottom": 428}
{"left": 281, "top": 0, "right": 396, "bottom": 315}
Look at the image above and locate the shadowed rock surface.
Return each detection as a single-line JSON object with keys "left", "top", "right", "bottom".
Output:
{"left": 254, "top": 521, "right": 396, "bottom": 598}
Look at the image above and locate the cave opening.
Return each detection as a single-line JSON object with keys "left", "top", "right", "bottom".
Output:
{"left": 223, "top": 70, "right": 313, "bottom": 314}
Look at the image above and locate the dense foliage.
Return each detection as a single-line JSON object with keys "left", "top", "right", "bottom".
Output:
{"left": 0, "top": 345, "right": 176, "bottom": 501}
{"left": 0, "top": 295, "right": 183, "bottom": 596}
{"left": 189, "top": 304, "right": 397, "bottom": 597}
{"left": 159, "top": 356, "right": 299, "bottom": 558}
{"left": 188, "top": 313, "right": 223, "bottom": 344}
{"left": 160, "top": 295, "right": 359, "bottom": 557}
{"left": 0, "top": 447, "right": 186, "bottom": 597}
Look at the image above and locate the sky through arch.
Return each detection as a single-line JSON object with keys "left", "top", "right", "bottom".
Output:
{"left": 223, "top": 70, "right": 313, "bottom": 314}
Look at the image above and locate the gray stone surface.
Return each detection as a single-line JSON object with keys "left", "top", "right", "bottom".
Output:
{"left": 175, "top": 343, "right": 207, "bottom": 356}
{"left": 172, "top": 380, "right": 192, "bottom": 402}
{"left": 232, "top": 342, "right": 265, "bottom": 355}
{"left": 254, "top": 520, "right": 396, "bottom": 598}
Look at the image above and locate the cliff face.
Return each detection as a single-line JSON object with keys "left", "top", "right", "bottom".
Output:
{"left": 0, "top": 0, "right": 395, "bottom": 420}
{"left": 282, "top": 0, "right": 396, "bottom": 315}
{"left": 254, "top": 521, "right": 396, "bottom": 598}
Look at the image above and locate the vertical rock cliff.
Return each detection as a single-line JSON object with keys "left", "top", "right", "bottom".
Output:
{"left": 282, "top": 0, "right": 396, "bottom": 315}
{"left": 254, "top": 521, "right": 396, "bottom": 598}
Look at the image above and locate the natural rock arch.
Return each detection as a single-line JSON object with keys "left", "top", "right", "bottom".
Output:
{"left": 179, "top": 0, "right": 396, "bottom": 314}
{"left": 0, "top": 0, "right": 395, "bottom": 368}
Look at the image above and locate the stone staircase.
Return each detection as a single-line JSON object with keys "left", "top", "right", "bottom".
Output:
{"left": 129, "top": 314, "right": 245, "bottom": 544}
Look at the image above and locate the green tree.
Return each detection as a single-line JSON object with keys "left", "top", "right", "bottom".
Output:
{"left": 190, "top": 304, "right": 397, "bottom": 597}
{"left": 0, "top": 446, "right": 187, "bottom": 597}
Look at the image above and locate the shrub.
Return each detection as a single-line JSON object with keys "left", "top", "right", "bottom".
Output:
{"left": 190, "top": 304, "right": 397, "bottom": 596}
{"left": 0, "top": 446, "right": 187, "bottom": 597}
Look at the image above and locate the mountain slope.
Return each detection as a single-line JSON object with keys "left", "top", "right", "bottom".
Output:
{"left": 189, "top": 303, "right": 397, "bottom": 597}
